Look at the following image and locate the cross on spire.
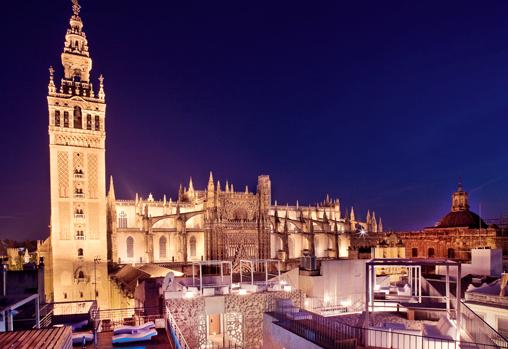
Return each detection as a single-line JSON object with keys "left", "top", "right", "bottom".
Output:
{"left": 72, "top": 0, "right": 81, "bottom": 16}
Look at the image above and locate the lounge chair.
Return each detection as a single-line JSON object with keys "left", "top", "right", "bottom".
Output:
{"left": 112, "top": 328, "right": 158, "bottom": 344}
{"left": 72, "top": 331, "right": 94, "bottom": 345}
{"left": 113, "top": 321, "right": 155, "bottom": 335}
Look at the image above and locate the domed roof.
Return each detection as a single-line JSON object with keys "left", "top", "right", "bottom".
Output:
{"left": 437, "top": 210, "right": 487, "bottom": 229}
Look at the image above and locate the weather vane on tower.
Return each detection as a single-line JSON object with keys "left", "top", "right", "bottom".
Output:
{"left": 72, "top": 0, "right": 81, "bottom": 16}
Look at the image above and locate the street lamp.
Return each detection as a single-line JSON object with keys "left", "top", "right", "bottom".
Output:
{"left": 93, "top": 256, "right": 101, "bottom": 302}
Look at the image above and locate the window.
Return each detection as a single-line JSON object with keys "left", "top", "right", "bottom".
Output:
{"left": 78, "top": 248, "right": 84, "bottom": 257}
{"left": 127, "top": 236, "right": 134, "bottom": 258}
{"left": 86, "top": 115, "right": 92, "bottom": 130}
{"left": 189, "top": 236, "right": 197, "bottom": 257}
{"left": 118, "top": 211, "right": 127, "bottom": 229}
{"left": 76, "top": 231, "right": 85, "bottom": 240}
{"left": 74, "top": 168, "right": 84, "bottom": 178}
{"left": 75, "top": 187, "right": 84, "bottom": 197}
{"left": 428, "top": 247, "right": 435, "bottom": 258}
{"left": 498, "top": 317, "right": 508, "bottom": 338}
{"left": 73, "top": 106, "right": 82, "bottom": 129}
{"left": 412, "top": 248, "right": 418, "bottom": 257}
{"left": 78, "top": 271, "right": 85, "bottom": 279}
{"left": 80, "top": 292, "right": 83, "bottom": 298}
{"left": 159, "top": 236, "right": 167, "bottom": 259}
{"left": 64, "top": 111, "right": 69, "bottom": 127}
{"left": 447, "top": 248, "right": 455, "bottom": 259}
{"left": 94, "top": 115, "right": 100, "bottom": 131}
{"left": 55, "top": 110, "right": 61, "bottom": 126}
{"left": 64, "top": 292, "right": 67, "bottom": 299}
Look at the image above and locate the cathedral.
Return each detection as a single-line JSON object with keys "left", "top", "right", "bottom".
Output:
{"left": 39, "top": 1, "right": 382, "bottom": 309}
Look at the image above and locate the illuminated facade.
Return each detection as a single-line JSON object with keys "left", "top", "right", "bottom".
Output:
{"left": 40, "top": 1, "right": 383, "bottom": 308}
{"left": 41, "top": 0, "right": 109, "bottom": 308}
{"left": 107, "top": 177, "right": 383, "bottom": 266}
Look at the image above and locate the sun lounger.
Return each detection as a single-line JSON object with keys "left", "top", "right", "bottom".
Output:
{"left": 112, "top": 328, "right": 158, "bottom": 344}
{"left": 113, "top": 321, "right": 155, "bottom": 335}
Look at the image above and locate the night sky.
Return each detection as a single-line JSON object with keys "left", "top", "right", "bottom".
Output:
{"left": 2, "top": 1, "right": 508, "bottom": 240}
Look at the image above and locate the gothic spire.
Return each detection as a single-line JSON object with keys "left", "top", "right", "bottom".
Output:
{"left": 107, "top": 175, "right": 115, "bottom": 202}
{"left": 207, "top": 171, "right": 215, "bottom": 192}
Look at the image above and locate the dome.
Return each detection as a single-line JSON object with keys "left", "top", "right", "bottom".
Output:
{"left": 436, "top": 210, "right": 487, "bottom": 229}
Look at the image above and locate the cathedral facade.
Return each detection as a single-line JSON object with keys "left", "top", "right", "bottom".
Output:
{"left": 40, "top": 1, "right": 383, "bottom": 309}
{"left": 107, "top": 174, "right": 383, "bottom": 267}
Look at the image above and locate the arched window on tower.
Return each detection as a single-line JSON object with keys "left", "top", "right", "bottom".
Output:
{"left": 73, "top": 106, "right": 82, "bottom": 129}
{"left": 64, "top": 111, "right": 69, "bottom": 127}
{"left": 86, "top": 115, "right": 92, "bottom": 130}
{"left": 55, "top": 110, "right": 61, "bottom": 127}
{"left": 412, "top": 248, "right": 418, "bottom": 258}
{"left": 77, "top": 248, "right": 84, "bottom": 257}
{"left": 94, "top": 115, "right": 100, "bottom": 131}
{"left": 118, "top": 212, "right": 127, "bottom": 229}
{"left": 159, "top": 236, "right": 167, "bottom": 259}
{"left": 189, "top": 236, "right": 197, "bottom": 257}
{"left": 126, "top": 236, "right": 134, "bottom": 258}
{"left": 428, "top": 247, "right": 435, "bottom": 258}
{"left": 447, "top": 248, "right": 455, "bottom": 259}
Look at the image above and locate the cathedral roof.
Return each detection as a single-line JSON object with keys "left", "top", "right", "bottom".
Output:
{"left": 436, "top": 210, "right": 487, "bottom": 229}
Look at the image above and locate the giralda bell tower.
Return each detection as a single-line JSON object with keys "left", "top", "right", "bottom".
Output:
{"left": 47, "top": 0, "right": 110, "bottom": 308}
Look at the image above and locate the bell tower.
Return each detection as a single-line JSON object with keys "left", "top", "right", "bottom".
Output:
{"left": 47, "top": 0, "right": 110, "bottom": 308}
{"left": 451, "top": 179, "right": 469, "bottom": 212}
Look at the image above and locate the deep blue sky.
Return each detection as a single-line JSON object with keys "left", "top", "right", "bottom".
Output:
{"left": 1, "top": 1, "right": 508, "bottom": 240}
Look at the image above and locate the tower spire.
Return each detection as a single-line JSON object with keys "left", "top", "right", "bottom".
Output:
{"left": 107, "top": 175, "right": 116, "bottom": 202}
{"left": 72, "top": 0, "right": 81, "bottom": 16}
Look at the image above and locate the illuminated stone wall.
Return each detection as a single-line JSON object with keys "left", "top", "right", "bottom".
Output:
{"left": 166, "top": 290, "right": 304, "bottom": 349}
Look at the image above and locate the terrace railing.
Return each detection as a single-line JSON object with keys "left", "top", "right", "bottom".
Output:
{"left": 268, "top": 301, "right": 507, "bottom": 349}
{"left": 96, "top": 306, "right": 163, "bottom": 332}
{"left": 166, "top": 304, "right": 190, "bottom": 349}
{"left": 460, "top": 301, "right": 508, "bottom": 348}
{"left": 428, "top": 274, "right": 508, "bottom": 348}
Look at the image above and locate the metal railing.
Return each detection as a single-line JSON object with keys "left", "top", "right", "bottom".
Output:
{"left": 304, "top": 294, "right": 364, "bottom": 316}
{"left": 426, "top": 274, "right": 508, "bottom": 348}
{"left": 96, "top": 306, "right": 162, "bottom": 332}
{"left": 166, "top": 304, "right": 190, "bottom": 349}
{"left": 460, "top": 301, "right": 508, "bottom": 348}
{"left": 268, "top": 300, "right": 506, "bottom": 349}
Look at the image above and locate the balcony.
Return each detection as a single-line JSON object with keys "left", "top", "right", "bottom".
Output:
{"left": 74, "top": 214, "right": 85, "bottom": 219}
{"left": 75, "top": 235, "right": 85, "bottom": 240}
{"left": 74, "top": 173, "right": 84, "bottom": 179}
{"left": 74, "top": 192, "right": 85, "bottom": 198}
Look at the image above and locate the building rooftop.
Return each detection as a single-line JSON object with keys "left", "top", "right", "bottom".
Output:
{"left": 436, "top": 210, "right": 488, "bottom": 229}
